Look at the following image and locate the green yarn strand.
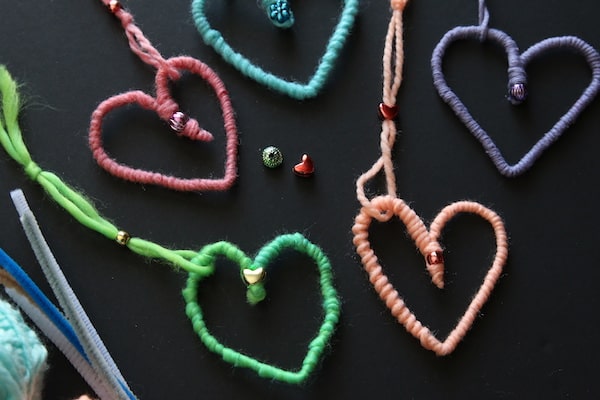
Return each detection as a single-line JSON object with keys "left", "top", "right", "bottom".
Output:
{"left": 0, "top": 66, "right": 211, "bottom": 276}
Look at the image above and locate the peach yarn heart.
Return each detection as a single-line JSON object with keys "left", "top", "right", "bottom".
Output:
{"left": 353, "top": 195, "right": 508, "bottom": 355}
{"left": 352, "top": 0, "right": 508, "bottom": 355}
{"left": 89, "top": 1, "right": 238, "bottom": 191}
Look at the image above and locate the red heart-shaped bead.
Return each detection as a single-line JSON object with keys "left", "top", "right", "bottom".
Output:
{"left": 293, "top": 154, "right": 315, "bottom": 177}
{"left": 378, "top": 103, "right": 398, "bottom": 120}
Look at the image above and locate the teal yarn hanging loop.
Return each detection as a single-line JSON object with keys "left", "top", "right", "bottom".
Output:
{"left": 191, "top": 0, "right": 360, "bottom": 99}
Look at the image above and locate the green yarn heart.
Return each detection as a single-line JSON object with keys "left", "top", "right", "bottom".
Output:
{"left": 182, "top": 233, "right": 340, "bottom": 384}
{"left": 191, "top": 0, "right": 359, "bottom": 99}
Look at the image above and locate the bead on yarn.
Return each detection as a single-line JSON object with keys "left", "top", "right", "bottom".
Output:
{"left": 431, "top": 0, "right": 600, "bottom": 177}
{"left": 89, "top": 0, "right": 239, "bottom": 191}
{"left": 352, "top": 0, "right": 508, "bottom": 356}
{"left": 191, "top": 0, "right": 360, "bottom": 99}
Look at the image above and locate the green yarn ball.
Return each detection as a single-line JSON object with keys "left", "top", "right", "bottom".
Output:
{"left": 0, "top": 299, "right": 48, "bottom": 400}
{"left": 246, "top": 283, "right": 267, "bottom": 305}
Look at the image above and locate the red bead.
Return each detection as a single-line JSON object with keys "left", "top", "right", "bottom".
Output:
{"left": 293, "top": 154, "right": 314, "bottom": 177}
{"left": 426, "top": 250, "right": 444, "bottom": 265}
{"left": 378, "top": 103, "right": 398, "bottom": 120}
{"left": 108, "top": 0, "right": 121, "bottom": 13}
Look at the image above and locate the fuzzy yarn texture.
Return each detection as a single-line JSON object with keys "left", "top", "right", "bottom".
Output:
{"left": 191, "top": 0, "right": 359, "bottom": 99}
{"left": 431, "top": 0, "right": 600, "bottom": 177}
{"left": 352, "top": 0, "right": 508, "bottom": 356}
{"left": 183, "top": 233, "right": 340, "bottom": 384}
{"left": 0, "top": 299, "right": 48, "bottom": 400}
{"left": 89, "top": 0, "right": 238, "bottom": 191}
{"left": 0, "top": 65, "right": 338, "bottom": 384}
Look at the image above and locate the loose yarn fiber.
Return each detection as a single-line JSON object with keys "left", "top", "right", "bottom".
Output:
{"left": 0, "top": 299, "right": 48, "bottom": 400}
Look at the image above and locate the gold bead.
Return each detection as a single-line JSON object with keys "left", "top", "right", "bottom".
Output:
{"left": 115, "top": 230, "right": 131, "bottom": 246}
{"left": 242, "top": 267, "right": 266, "bottom": 285}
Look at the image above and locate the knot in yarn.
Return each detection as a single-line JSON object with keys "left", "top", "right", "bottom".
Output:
{"left": 24, "top": 161, "right": 42, "bottom": 181}
{"left": 0, "top": 300, "right": 48, "bottom": 400}
{"left": 246, "top": 283, "right": 266, "bottom": 305}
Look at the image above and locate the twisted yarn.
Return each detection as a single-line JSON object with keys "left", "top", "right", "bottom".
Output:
{"left": 352, "top": 0, "right": 508, "bottom": 356}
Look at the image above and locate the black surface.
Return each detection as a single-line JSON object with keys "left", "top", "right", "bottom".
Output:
{"left": 1, "top": 0, "right": 599, "bottom": 398}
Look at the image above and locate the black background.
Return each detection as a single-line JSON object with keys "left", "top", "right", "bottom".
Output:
{"left": 1, "top": 0, "right": 599, "bottom": 398}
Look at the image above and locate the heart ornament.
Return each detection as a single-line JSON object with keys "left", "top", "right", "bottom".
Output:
{"left": 89, "top": 56, "right": 238, "bottom": 191}
{"left": 352, "top": 195, "right": 508, "bottom": 356}
{"left": 431, "top": 25, "right": 600, "bottom": 177}
{"left": 182, "top": 233, "right": 341, "bottom": 384}
{"left": 191, "top": 0, "right": 360, "bottom": 99}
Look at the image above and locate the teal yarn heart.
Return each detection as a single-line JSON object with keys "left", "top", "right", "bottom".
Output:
{"left": 191, "top": 0, "right": 359, "bottom": 99}
{"left": 182, "top": 233, "right": 341, "bottom": 384}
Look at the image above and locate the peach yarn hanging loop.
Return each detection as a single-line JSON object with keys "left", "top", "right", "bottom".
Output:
{"left": 352, "top": 0, "right": 508, "bottom": 356}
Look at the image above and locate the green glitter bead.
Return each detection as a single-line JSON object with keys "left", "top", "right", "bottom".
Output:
{"left": 262, "top": 146, "right": 283, "bottom": 168}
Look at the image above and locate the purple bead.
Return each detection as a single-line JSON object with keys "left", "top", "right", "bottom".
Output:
{"left": 169, "top": 111, "right": 189, "bottom": 132}
{"left": 509, "top": 83, "right": 527, "bottom": 104}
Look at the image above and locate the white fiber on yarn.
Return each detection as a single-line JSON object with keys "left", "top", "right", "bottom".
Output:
{"left": 0, "top": 298, "right": 48, "bottom": 400}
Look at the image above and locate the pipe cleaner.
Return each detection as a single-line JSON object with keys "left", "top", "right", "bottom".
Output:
{"left": 0, "top": 66, "right": 340, "bottom": 384}
{"left": 0, "top": 189, "right": 136, "bottom": 400}
{"left": 191, "top": 0, "right": 359, "bottom": 99}
{"left": 431, "top": 0, "right": 600, "bottom": 177}
{"left": 89, "top": 0, "right": 238, "bottom": 191}
{"left": 351, "top": 0, "right": 508, "bottom": 356}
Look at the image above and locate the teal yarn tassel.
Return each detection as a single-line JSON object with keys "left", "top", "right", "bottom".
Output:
{"left": 191, "top": 0, "right": 360, "bottom": 99}
{"left": 0, "top": 299, "right": 48, "bottom": 400}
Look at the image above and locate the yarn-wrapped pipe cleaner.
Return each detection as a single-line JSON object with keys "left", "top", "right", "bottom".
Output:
{"left": 431, "top": 0, "right": 600, "bottom": 177}
{"left": 351, "top": 0, "right": 508, "bottom": 356}
{"left": 89, "top": 0, "right": 238, "bottom": 191}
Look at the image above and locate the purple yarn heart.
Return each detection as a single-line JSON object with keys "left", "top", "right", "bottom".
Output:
{"left": 432, "top": 26, "right": 600, "bottom": 177}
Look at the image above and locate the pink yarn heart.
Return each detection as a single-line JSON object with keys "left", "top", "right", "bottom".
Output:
{"left": 353, "top": 195, "right": 508, "bottom": 356}
{"left": 89, "top": 2, "right": 238, "bottom": 191}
